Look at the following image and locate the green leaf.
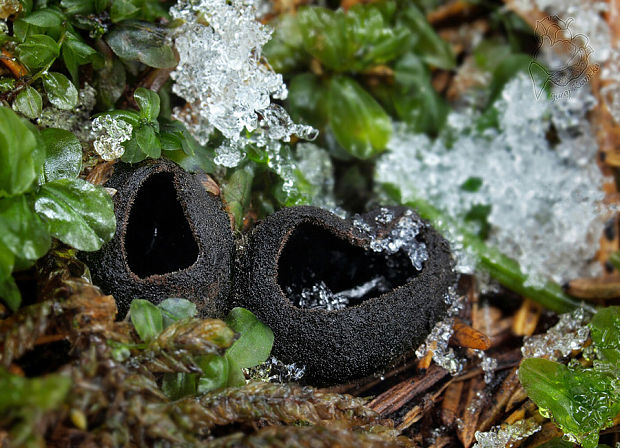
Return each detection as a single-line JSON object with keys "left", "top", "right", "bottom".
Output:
{"left": 589, "top": 306, "right": 620, "bottom": 367}
{"left": 40, "top": 128, "right": 82, "bottom": 182}
{"left": 33, "top": 178, "right": 116, "bottom": 251}
{"left": 519, "top": 358, "right": 620, "bottom": 448}
{"left": 134, "top": 125, "right": 161, "bottom": 158}
{"left": 327, "top": 76, "right": 392, "bottom": 159}
{"left": 221, "top": 165, "right": 254, "bottom": 229}
{"left": 110, "top": 0, "right": 141, "bottom": 22}
{"left": 392, "top": 53, "right": 448, "bottom": 134}
{"left": 161, "top": 372, "right": 197, "bottom": 400}
{"left": 43, "top": 72, "right": 78, "bottom": 110}
{"left": 0, "top": 275, "right": 21, "bottom": 311}
{"left": 0, "top": 107, "right": 43, "bottom": 196}
{"left": 95, "top": 57, "right": 126, "bottom": 109}
{"left": 298, "top": 7, "right": 347, "bottom": 71}
{"left": 0, "top": 369, "right": 71, "bottom": 411}
{"left": 197, "top": 354, "right": 229, "bottom": 394}
{"left": 398, "top": 2, "right": 455, "bottom": 70}
{"left": 262, "top": 14, "right": 305, "bottom": 74}
{"left": 120, "top": 137, "right": 147, "bottom": 163}
{"left": 16, "top": 34, "right": 59, "bottom": 71}
{"left": 130, "top": 299, "right": 163, "bottom": 343}
{"left": 12, "top": 86, "right": 42, "bottom": 119}
{"left": 158, "top": 298, "right": 197, "bottom": 329}
{"left": 224, "top": 307, "right": 274, "bottom": 369}
{"left": 20, "top": 8, "right": 65, "bottom": 27}
{"left": 134, "top": 87, "right": 160, "bottom": 121}
{"left": 0, "top": 241, "right": 14, "bottom": 282}
{"left": 105, "top": 21, "right": 177, "bottom": 68}
{"left": 288, "top": 73, "right": 328, "bottom": 129}
{"left": 60, "top": 0, "right": 95, "bottom": 15}
{"left": 0, "top": 195, "right": 50, "bottom": 260}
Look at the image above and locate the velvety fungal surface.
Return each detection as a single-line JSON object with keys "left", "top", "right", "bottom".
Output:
{"left": 81, "top": 159, "right": 234, "bottom": 317}
{"left": 234, "top": 206, "right": 456, "bottom": 385}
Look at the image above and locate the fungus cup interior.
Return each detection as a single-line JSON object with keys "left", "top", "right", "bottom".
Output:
{"left": 278, "top": 222, "right": 419, "bottom": 309}
{"left": 125, "top": 172, "right": 199, "bottom": 278}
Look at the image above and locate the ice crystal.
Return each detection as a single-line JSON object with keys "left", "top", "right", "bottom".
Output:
{"left": 295, "top": 143, "right": 343, "bottom": 214}
{"left": 91, "top": 114, "right": 133, "bottom": 161}
{"left": 376, "top": 74, "right": 608, "bottom": 284}
{"left": 0, "top": 19, "right": 8, "bottom": 34}
{"left": 246, "top": 356, "right": 306, "bottom": 383}
{"left": 415, "top": 289, "right": 466, "bottom": 375}
{"left": 38, "top": 84, "right": 97, "bottom": 142}
{"left": 474, "top": 350, "right": 498, "bottom": 384}
{"left": 473, "top": 418, "right": 541, "bottom": 448}
{"left": 521, "top": 306, "right": 592, "bottom": 360}
{"left": 353, "top": 208, "right": 429, "bottom": 271}
{"left": 169, "top": 0, "right": 316, "bottom": 158}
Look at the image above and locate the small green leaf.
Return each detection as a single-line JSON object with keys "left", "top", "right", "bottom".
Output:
{"left": 197, "top": 354, "right": 229, "bottom": 394}
{"left": 60, "top": 0, "right": 95, "bottom": 15}
{"left": 221, "top": 165, "right": 254, "bottom": 230}
{"left": 120, "top": 137, "right": 147, "bottom": 163}
{"left": 41, "top": 128, "right": 82, "bottom": 182}
{"left": 20, "top": 8, "right": 65, "bottom": 27}
{"left": 110, "top": 0, "right": 140, "bottom": 22}
{"left": 130, "top": 299, "right": 163, "bottom": 343}
{"left": 0, "top": 241, "right": 14, "bottom": 282}
{"left": 0, "top": 107, "right": 42, "bottom": 196}
{"left": 0, "top": 195, "right": 50, "bottom": 260}
{"left": 16, "top": 34, "right": 59, "bottom": 71}
{"left": 134, "top": 125, "right": 161, "bottom": 158}
{"left": 298, "top": 7, "right": 347, "bottom": 71}
{"left": 134, "top": 87, "right": 160, "bottom": 121}
{"left": 105, "top": 21, "right": 177, "bottom": 68}
{"left": 158, "top": 298, "right": 197, "bottom": 328}
{"left": 288, "top": 73, "right": 328, "bottom": 128}
{"left": 43, "top": 72, "right": 78, "bottom": 110}
{"left": 162, "top": 372, "right": 197, "bottom": 400}
{"left": 327, "top": 76, "right": 392, "bottom": 159}
{"left": 589, "top": 306, "right": 620, "bottom": 367}
{"left": 399, "top": 2, "right": 455, "bottom": 70}
{"left": 0, "top": 369, "right": 71, "bottom": 411}
{"left": 0, "top": 275, "right": 21, "bottom": 311}
{"left": 34, "top": 178, "right": 116, "bottom": 251}
{"left": 224, "top": 307, "right": 274, "bottom": 369}
{"left": 12, "top": 86, "right": 42, "bottom": 119}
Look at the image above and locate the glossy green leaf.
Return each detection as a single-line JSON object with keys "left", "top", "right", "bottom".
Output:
{"left": 105, "top": 21, "right": 177, "bottom": 68}
{"left": 60, "top": 0, "right": 95, "bottom": 15}
{"left": 158, "top": 298, "right": 197, "bottom": 329}
{"left": 0, "top": 107, "right": 43, "bottom": 196}
{"left": 120, "top": 138, "right": 147, "bottom": 163}
{"left": 41, "top": 128, "right": 82, "bottom": 182}
{"left": 16, "top": 34, "right": 59, "bottom": 70}
{"left": 34, "top": 178, "right": 116, "bottom": 251}
{"left": 43, "top": 72, "right": 78, "bottom": 110}
{"left": 224, "top": 356, "right": 246, "bottom": 387}
{"left": 20, "top": 8, "right": 65, "bottom": 27}
{"left": 224, "top": 307, "right": 274, "bottom": 369}
{"left": 398, "top": 2, "right": 455, "bottom": 70}
{"left": 134, "top": 125, "right": 161, "bottom": 158}
{"left": 130, "top": 299, "right": 163, "bottom": 343}
{"left": 0, "top": 275, "right": 21, "bottom": 311}
{"left": 161, "top": 372, "right": 197, "bottom": 400}
{"left": 110, "top": 0, "right": 141, "bottom": 22}
{"left": 197, "top": 354, "right": 229, "bottom": 394}
{"left": 327, "top": 76, "right": 392, "bottom": 159}
{"left": 519, "top": 358, "right": 620, "bottom": 448}
{"left": 0, "top": 368, "right": 71, "bottom": 411}
{"left": 134, "top": 87, "right": 160, "bottom": 121}
{"left": 0, "top": 195, "right": 50, "bottom": 260}
{"left": 12, "top": 86, "right": 42, "bottom": 119}
{"left": 221, "top": 165, "right": 254, "bottom": 230}
{"left": 298, "top": 7, "right": 347, "bottom": 71}
{"left": 288, "top": 73, "right": 328, "bottom": 128}
{"left": 0, "top": 241, "right": 13, "bottom": 282}
{"left": 392, "top": 53, "right": 448, "bottom": 134}
{"left": 590, "top": 306, "right": 620, "bottom": 367}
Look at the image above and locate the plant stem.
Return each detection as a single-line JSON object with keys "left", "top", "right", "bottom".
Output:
{"left": 404, "top": 193, "right": 587, "bottom": 314}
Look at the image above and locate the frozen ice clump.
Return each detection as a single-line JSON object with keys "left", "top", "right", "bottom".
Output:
{"left": 38, "top": 83, "right": 97, "bottom": 142}
{"left": 169, "top": 0, "right": 316, "bottom": 164}
{"left": 415, "top": 288, "right": 466, "bottom": 375}
{"left": 246, "top": 356, "right": 305, "bottom": 383}
{"left": 353, "top": 208, "right": 429, "bottom": 271}
{"left": 521, "top": 306, "right": 592, "bottom": 360}
{"left": 376, "top": 74, "right": 609, "bottom": 285}
{"left": 473, "top": 418, "right": 541, "bottom": 448}
{"left": 91, "top": 114, "right": 133, "bottom": 161}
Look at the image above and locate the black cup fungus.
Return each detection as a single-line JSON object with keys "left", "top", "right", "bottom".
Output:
{"left": 233, "top": 205, "right": 456, "bottom": 385}
{"left": 81, "top": 159, "right": 234, "bottom": 317}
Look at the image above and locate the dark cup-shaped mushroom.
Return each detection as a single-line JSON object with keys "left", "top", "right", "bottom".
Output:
{"left": 233, "top": 205, "right": 455, "bottom": 385}
{"left": 81, "top": 159, "right": 234, "bottom": 317}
